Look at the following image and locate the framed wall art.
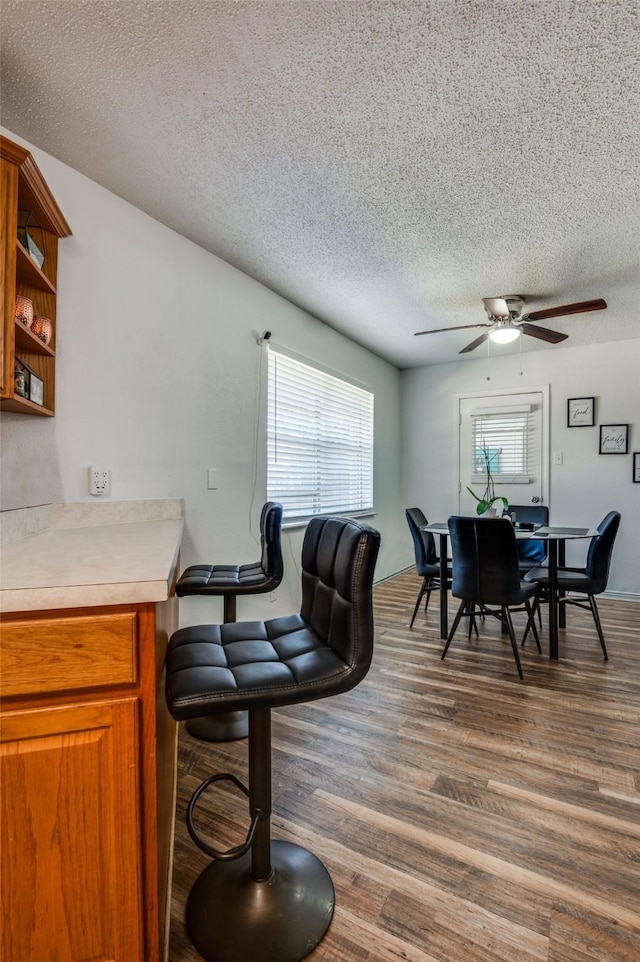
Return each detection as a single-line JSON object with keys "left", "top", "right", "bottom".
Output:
{"left": 599, "top": 424, "right": 629, "bottom": 455}
{"left": 634, "top": 453, "right": 640, "bottom": 483}
{"left": 567, "top": 396, "right": 595, "bottom": 427}
{"left": 28, "top": 370, "right": 44, "bottom": 406}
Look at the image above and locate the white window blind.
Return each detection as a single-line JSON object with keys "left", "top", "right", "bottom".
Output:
{"left": 267, "top": 349, "right": 374, "bottom": 522}
{"left": 470, "top": 406, "right": 531, "bottom": 484}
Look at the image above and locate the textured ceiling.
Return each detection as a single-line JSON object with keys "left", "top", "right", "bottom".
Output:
{"left": 1, "top": 0, "right": 639, "bottom": 368}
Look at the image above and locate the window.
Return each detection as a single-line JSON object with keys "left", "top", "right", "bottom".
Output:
{"left": 267, "top": 349, "right": 374, "bottom": 522}
{"left": 470, "top": 405, "right": 532, "bottom": 484}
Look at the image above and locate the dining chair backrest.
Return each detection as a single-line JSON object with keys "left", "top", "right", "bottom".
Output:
{"left": 405, "top": 508, "right": 438, "bottom": 574}
{"left": 584, "top": 511, "right": 621, "bottom": 593}
{"left": 510, "top": 504, "right": 549, "bottom": 566}
{"left": 448, "top": 516, "right": 521, "bottom": 604}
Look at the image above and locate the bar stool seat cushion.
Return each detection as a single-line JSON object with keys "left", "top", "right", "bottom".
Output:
{"left": 167, "top": 516, "right": 379, "bottom": 721}
{"left": 177, "top": 561, "right": 278, "bottom": 595}
{"left": 164, "top": 517, "right": 381, "bottom": 962}
{"left": 167, "top": 615, "right": 354, "bottom": 717}
{"left": 176, "top": 501, "right": 284, "bottom": 602}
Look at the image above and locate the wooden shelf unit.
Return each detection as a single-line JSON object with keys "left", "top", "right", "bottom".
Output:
{"left": 1, "top": 135, "right": 71, "bottom": 416}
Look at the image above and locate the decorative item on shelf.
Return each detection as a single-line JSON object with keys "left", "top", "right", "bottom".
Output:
{"left": 14, "top": 294, "right": 34, "bottom": 327}
{"left": 15, "top": 358, "right": 44, "bottom": 406}
{"left": 14, "top": 361, "right": 28, "bottom": 398}
{"left": 29, "top": 371, "right": 44, "bottom": 406}
{"left": 467, "top": 443, "right": 509, "bottom": 517}
{"left": 30, "top": 315, "right": 53, "bottom": 345}
{"left": 17, "top": 210, "right": 45, "bottom": 269}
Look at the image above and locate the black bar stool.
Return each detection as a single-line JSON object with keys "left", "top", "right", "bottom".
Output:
{"left": 165, "top": 516, "right": 381, "bottom": 962}
{"left": 175, "top": 501, "right": 283, "bottom": 741}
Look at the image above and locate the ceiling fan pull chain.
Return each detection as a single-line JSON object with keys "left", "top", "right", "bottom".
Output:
{"left": 519, "top": 332, "right": 524, "bottom": 376}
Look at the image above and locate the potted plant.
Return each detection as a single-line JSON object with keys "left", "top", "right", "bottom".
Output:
{"left": 467, "top": 444, "right": 509, "bottom": 517}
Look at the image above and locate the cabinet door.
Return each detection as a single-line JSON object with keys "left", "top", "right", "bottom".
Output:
{"left": 1, "top": 698, "right": 145, "bottom": 962}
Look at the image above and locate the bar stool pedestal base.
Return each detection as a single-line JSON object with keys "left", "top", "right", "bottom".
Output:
{"left": 186, "top": 840, "right": 334, "bottom": 962}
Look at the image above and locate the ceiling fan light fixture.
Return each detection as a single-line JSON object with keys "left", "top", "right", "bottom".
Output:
{"left": 488, "top": 326, "right": 521, "bottom": 344}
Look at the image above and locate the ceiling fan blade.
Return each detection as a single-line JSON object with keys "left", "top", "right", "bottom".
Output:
{"left": 525, "top": 298, "right": 607, "bottom": 323}
{"left": 459, "top": 332, "right": 490, "bottom": 353}
{"left": 482, "top": 297, "right": 510, "bottom": 318}
{"left": 519, "top": 323, "right": 568, "bottom": 344}
{"left": 414, "top": 323, "right": 490, "bottom": 336}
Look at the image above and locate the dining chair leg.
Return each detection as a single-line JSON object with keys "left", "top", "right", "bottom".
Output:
{"left": 467, "top": 602, "right": 479, "bottom": 639}
{"left": 522, "top": 594, "right": 542, "bottom": 647}
{"left": 423, "top": 580, "right": 434, "bottom": 614}
{"left": 410, "top": 578, "right": 429, "bottom": 628}
{"left": 588, "top": 594, "right": 609, "bottom": 660}
{"left": 524, "top": 599, "right": 542, "bottom": 653}
{"left": 442, "top": 601, "right": 466, "bottom": 660}
{"left": 503, "top": 608, "right": 524, "bottom": 680}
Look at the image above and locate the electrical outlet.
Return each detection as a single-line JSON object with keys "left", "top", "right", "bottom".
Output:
{"left": 89, "top": 465, "right": 110, "bottom": 496}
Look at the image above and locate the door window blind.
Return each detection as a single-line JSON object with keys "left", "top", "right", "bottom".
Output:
{"left": 267, "top": 349, "right": 374, "bottom": 522}
{"left": 470, "top": 406, "right": 531, "bottom": 484}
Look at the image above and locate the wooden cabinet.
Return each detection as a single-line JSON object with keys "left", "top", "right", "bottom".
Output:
{"left": 1, "top": 699, "right": 144, "bottom": 961}
{"left": 0, "top": 134, "right": 71, "bottom": 416}
{"left": 0, "top": 601, "right": 178, "bottom": 962}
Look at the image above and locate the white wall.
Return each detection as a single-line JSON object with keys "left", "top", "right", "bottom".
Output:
{"left": 402, "top": 341, "right": 640, "bottom": 599}
{"left": 0, "top": 131, "right": 406, "bottom": 623}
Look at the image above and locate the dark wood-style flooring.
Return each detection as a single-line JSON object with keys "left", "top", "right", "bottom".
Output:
{"left": 169, "top": 570, "right": 640, "bottom": 962}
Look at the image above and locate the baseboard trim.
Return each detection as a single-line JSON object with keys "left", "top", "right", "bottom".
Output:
{"left": 375, "top": 565, "right": 414, "bottom": 585}
{"left": 600, "top": 590, "right": 640, "bottom": 603}
{"left": 376, "top": 570, "right": 640, "bottom": 604}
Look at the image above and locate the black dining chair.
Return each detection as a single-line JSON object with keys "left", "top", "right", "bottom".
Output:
{"left": 405, "top": 507, "right": 452, "bottom": 628}
{"left": 510, "top": 503, "right": 548, "bottom": 628}
{"left": 524, "top": 510, "right": 621, "bottom": 659}
{"left": 509, "top": 503, "right": 549, "bottom": 575}
{"left": 442, "top": 516, "right": 541, "bottom": 679}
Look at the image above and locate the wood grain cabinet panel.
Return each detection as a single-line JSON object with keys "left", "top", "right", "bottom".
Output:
{"left": 0, "top": 601, "right": 178, "bottom": 962}
{"left": 0, "top": 611, "right": 138, "bottom": 697}
{"left": 1, "top": 698, "right": 144, "bottom": 962}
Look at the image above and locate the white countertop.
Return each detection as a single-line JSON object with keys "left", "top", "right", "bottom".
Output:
{"left": 0, "top": 500, "right": 184, "bottom": 613}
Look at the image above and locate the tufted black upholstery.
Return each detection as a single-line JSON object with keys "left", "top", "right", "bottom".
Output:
{"left": 442, "top": 516, "right": 540, "bottom": 679}
{"left": 176, "top": 500, "right": 283, "bottom": 604}
{"left": 166, "top": 515, "right": 381, "bottom": 718}
{"left": 405, "top": 507, "right": 452, "bottom": 628}
{"left": 174, "top": 501, "right": 284, "bottom": 741}
{"left": 164, "top": 516, "right": 381, "bottom": 962}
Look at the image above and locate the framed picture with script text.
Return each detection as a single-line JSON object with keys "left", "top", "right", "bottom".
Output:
{"left": 599, "top": 424, "right": 629, "bottom": 455}
{"left": 567, "top": 397, "right": 595, "bottom": 427}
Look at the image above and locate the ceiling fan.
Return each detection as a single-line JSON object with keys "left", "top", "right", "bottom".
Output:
{"left": 414, "top": 296, "right": 608, "bottom": 353}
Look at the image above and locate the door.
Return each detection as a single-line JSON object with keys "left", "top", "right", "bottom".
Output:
{"left": 1, "top": 698, "right": 144, "bottom": 962}
{"left": 458, "top": 387, "right": 549, "bottom": 514}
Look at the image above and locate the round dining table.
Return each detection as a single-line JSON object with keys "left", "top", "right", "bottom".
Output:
{"left": 422, "top": 521, "right": 598, "bottom": 660}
